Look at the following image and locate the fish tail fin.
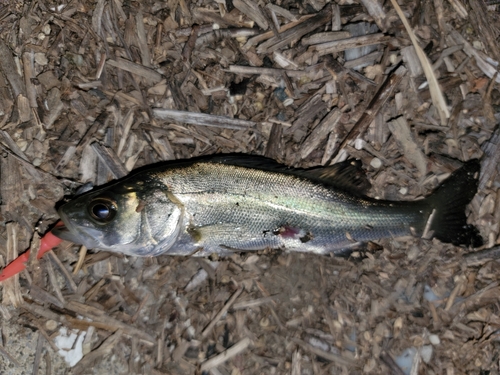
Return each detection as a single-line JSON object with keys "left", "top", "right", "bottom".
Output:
{"left": 425, "top": 160, "right": 483, "bottom": 247}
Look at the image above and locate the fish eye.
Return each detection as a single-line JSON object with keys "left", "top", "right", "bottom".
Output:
{"left": 88, "top": 198, "right": 117, "bottom": 223}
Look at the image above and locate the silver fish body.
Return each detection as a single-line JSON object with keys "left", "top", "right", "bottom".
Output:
{"left": 54, "top": 155, "right": 483, "bottom": 257}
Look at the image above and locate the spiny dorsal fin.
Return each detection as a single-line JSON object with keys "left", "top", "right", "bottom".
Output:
{"left": 301, "top": 159, "right": 371, "bottom": 195}
{"left": 208, "top": 154, "right": 371, "bottom": 195}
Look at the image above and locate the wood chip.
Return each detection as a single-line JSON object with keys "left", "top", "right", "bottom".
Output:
{"left": 387, "top": 116, "right": 427, "bottom": 176}
{"left": 233, "top": 0, "right": 268, "bottom": 30}
{"left": 311, "top": 33, "right": 390, "bottom": 55}
{"left": 106, "top": 57, "right": 163, "bottom": 83}
{"left": 200, "top": 337, "right": 252, "bottom": 371}
{"left": 152, "top": 109, "right": 256, "bottom": 130}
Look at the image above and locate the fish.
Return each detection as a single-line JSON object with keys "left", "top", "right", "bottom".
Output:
{"left": 52, "top": 155, "right": 483, "bottom": 257}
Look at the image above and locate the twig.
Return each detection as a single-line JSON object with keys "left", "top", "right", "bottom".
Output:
{"left": 264, "top": 123, "right": 284, "bottom": 160}
{"left": 311, "top": 33, "right": 390, "bottom": 55}
{"left": 447, "top": 0, "right": 467, "bottom": 18}
{"left": 421, "top": 209, "right": 436, "bottom": 240}
{"left": 30, "top": 284, "right": 64, "bottom": 309}
{"left": 300, "top": 109, "right": 342, "bottom": 159}
{"left": 152, "top": 109, "right": 256, "bottom": 130}
{"left": 233, "top": 0, "right": 268, "bottom": 30}
{"left": 0, "top": 39, "right": 26, "bottom": 97}
{"left": 266, "top": 4, "right": 297, "bottom": 21}
{"left": 194, "top": 29, "right": 259, "bottom": 48}
{"left": 302, "top": 31, "right": 351, "bottom": 45}
{"left": 44, "top": 255, "right": 66, "bottom": 306}
{"left": 232, "top": 295, "right": 277, "bottom": 310}
{"left": 387, "top": 116, "right": 427, "bottom": 176}
{"left": 0, "top": 130, "right": 31, "bottom": 162}
{"left": 444, "top": 278, "right": 464, "bottom": 311}
{"left": 200, "top": 337, "right": 252, "bottom": 371}
{"left": 64, "top": 300, "right": 156, "bottom": 344}
{"left": 291, "top": 338, "right": 358, "bottom": 367}
{"left": 380, "top": 351, "right": 406, "bottom": 375}
{"left": 32, "top": 332, "right": 44, "bottom": 375}
{"left": 181, "top": 24, "right": 200, "bottom": 62}
{"left": 106, "top": 57, "right": 163, "bottom": 82}
{"left": 448, "top": 281, "right": 499, "bottom": 317}
{"left": 22, "top": 51, "right": 37, "bottom": 108}
{"left": 73, "top": 245, "right": 88, "bottom": 275}
{"left": 0, "top": 343, "right": 21, "bottom": 367}
{"left": 47, "top": 250, "right": 78, "bottom": 293}
{"left": 44, "top": 351, "right": 51, "bottom": 375}
{"left": 74, "top": 111, "right": 107, "bottom": 154}
{"left": 4, "top": 222, "right": 23, "bottom": 307}
{"left": 463, "top": 246, "right": 500, "bottom": 266}
{"left": 201, "top": 286, "right": 244, "bottom": 338}
{"left": 359, "top": 0, "right": 387, "bottom": 32}
{"left": 256, "top": 5, "right": 332, "bottom": 53}
{"left": 228, "top": 65, "right": 311, "bottom": 78}
{"left": 136, "top": 11, "right": 151, "bottom": 67}
{"left": 90, "top": 142, "right": 129, "bottom": 179}
{"left": 468, "top": 0, "right": 500, "bottom": 63}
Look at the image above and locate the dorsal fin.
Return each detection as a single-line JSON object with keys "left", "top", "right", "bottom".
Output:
{"left": 208, "top": 154, "right": 371, "bottom": 195}
{"left": 302, "top": 159, "right": 372, "bottom": 195}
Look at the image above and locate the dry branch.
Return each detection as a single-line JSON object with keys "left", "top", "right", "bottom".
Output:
{"left": 152, "top": 109, "right": 256, "bottom": 130}
{"left": 106, "top": 57, "right": 163, "bottom": 83}
{"left": 300, "top": 109, "right": 342, "bottom": 159}
{"left": 311, "top": 33, "right": 389, "bottom": 55}
{"left": 228, "top": 64, "right": 311, "bottom": 78}
{"left": 464, "top": 246, "right": 500, "bottom": 266}
{"left": 201, "top": 286, "right": 244, "bottom": 338}
{"left": 256, "top": 5, "right": 332, "bottom": 53}
{"left": 65, "top": 301, "right": 155, "bottom": 344}
{"left": 233, "top": 0, "right": 268, "bottom": 30}
{"left": 90, "top": 142, "right": 129, "bottom": 179}
{"left": 387, "top": 116, "right": 427, "bottom": 176}
{"left": 200, "top": 337, "right": 252, "bottom": 371}
{"left": 0, "top": 39, "right": 26, "bottom": 98}
{"left": 359, "top": 0, "right": 387, "bottom": 32}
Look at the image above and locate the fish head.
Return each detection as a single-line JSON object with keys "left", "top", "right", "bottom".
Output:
{"left": 53, "top": 178, "right": 183, "bottom": 256}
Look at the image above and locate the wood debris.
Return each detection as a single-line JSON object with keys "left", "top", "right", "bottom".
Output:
{"left": 0, "top": 0, "right": 499, "bottom": 374}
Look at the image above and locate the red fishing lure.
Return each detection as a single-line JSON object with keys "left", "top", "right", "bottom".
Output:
{"left": 0, "top": 222, "right": 63, "bottom": 281}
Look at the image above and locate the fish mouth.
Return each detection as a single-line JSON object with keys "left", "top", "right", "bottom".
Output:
{"left": 52, "top": 211, "right": 100, "bottom": 248}
{"left": 51, "top": 223, "right": 79, "bottom": 243}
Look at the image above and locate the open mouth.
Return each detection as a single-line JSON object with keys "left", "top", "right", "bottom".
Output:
{"left": 51, "top": 216, "right": 79, "bottom": 244}
{"left": 52, "top": 211, "right": 85, "bottom": 245}
{"left": 51, "top": 223, "right": 72, "bottom": 241}
{"left": 52, "top": 210, "right": 105, "bottom": 249}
